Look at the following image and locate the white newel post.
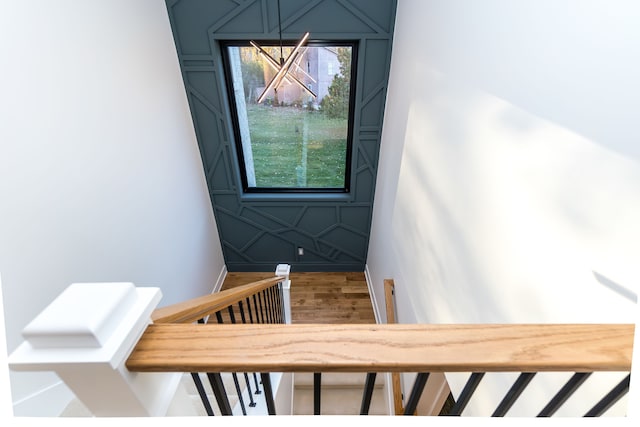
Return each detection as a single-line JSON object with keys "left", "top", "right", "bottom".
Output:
{"left": 276, "top": 264, "right": 292, "bottom": 324}
{"left": 272, "top": 264, "right": 293, "bottom": 415}
{"left": 8, "top": 282, "right": 186, "bottom": 417}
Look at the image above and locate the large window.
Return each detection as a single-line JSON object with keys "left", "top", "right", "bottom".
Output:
{"left": 222, "top": 41, "right": 357, "bottom": 193}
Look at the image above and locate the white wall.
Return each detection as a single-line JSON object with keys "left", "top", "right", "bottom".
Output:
{"left": 368, "top": 0, "right": 639, "bottom": 416}
{"left": 0, "top": 0, "right": 225, "bottom": 416}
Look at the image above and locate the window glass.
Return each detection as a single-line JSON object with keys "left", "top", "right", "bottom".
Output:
{"left": 223, "top": 42, "right": 356, "bottom": 192}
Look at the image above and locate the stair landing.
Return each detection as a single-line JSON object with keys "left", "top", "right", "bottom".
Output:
{"left": 222, "top": 271, "right": 376, "bottom": 324}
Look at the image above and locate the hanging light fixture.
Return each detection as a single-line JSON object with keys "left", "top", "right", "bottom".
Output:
{"left": 251, "top": 0, "right": 317, "bottom": 103}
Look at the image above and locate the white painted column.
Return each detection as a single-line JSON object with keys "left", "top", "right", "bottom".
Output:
{"left": 276, "top": 264, "right": 292, "bottom": 324}
{"left": 8, "top": 282, "right": 185, "bottom": 417}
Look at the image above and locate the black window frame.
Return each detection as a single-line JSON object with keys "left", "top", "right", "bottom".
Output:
{"left": 220, "top": 39, "right": 359, "bottom": 194}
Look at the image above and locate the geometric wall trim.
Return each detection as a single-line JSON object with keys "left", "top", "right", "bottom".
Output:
{"left": 165, "top": 0, "right": 397, "bottom": 271}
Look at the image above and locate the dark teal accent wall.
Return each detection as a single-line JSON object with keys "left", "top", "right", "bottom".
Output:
{"left": 165, "top": 0, "right": 397, "bottom": 272}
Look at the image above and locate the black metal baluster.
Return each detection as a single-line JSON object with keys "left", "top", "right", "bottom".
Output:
{"left": 276, "top": 283, "right": 284, "bottom": 323}
{"left": 263, "top": 290, "right": 269, "bottom": 323}
{"left": 253, "top": 294, "right": 260, "bottom": 324}
{"left": 191, "top": 372, "right": 214, "bottom": 416}
{"left": 273, "top": 285, "right": 280, "bottom": 323}
{"left": 207, "top": 373, "right": 233, "bottom": 415}
{"left": 190, "top": 318, "right": 215, "bottom": 415}
{"left": 227, "top": 306, "right": 236, "bottom": 324}
{"left": 278, "top": 284, "right": 285, "bottom": 323}
{"left": 584, "top": 374, "right": 630, "bottom": 417}
{"left": 538, "top": 372, "right": 592, "bottom": 417}
{"left": 264, "top": 287, "right": 270, "bottom": 323}
{"left": 314, "top": 372, "right": 322, "bottom": 415}
{"left": 360, "top": 373, "right": 377, "bottom": 415}
{"left": 492, "top": 372, "right": 536, "bottom": 417}
{"left": 280, "top": 282, "right": 287, "bottom": 323}
{"left": 261, "top": 373, "right": 276, "bottom": 415}
{"left": 268, "top": 286, "right": 276, "bottom": 323}
{"left": 246, "top": 297, "right": 254, "bottom": 324}
{"left": 257, "top": 292, "right": 265, "bottom": 323}
{"left": 211, "top": 308, "right": 242, "bottom": 414}
{"left": 238, "top": 300, "right": 247, "bottom": 324}
{"left": 274, "top": 285, "right": 281, "bottom": 323}
{"left": 237, "top": 299, "right": 257, "bottom": 406}
{"left": 244, "top": 372, "right": 256, "bottom": 407}
{"left": 253, "top": 373, "right": 262, "bottom": 395}
{"left": 225, "top": 306, "right": 248, "bottom": 414}
{"left": 403, "top": 373, "right": 430, "bottom": 415}
{"left": 447, "top": 372, "right": 485, "bottom": 416}
{"left": 271, "top": 285, "right": 278, "bottom": 323}
{"left": 245, "top": 297, "right": 261, "bottom": 395}
{"left": 264, "top": 288, "right": 273, "bottom": 324}
{"left": 231, "top": 371, "right": 247, "bottom": 415}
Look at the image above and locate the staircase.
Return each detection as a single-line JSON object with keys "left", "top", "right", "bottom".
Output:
{"left": 22, "top": 274, "right": 632, "bottom": 419}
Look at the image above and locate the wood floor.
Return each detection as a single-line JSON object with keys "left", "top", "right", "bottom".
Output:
{"left": 221, "top": 271, "right": 376, "bottom": 324}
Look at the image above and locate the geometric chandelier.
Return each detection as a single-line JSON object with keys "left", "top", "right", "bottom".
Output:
{"left": 250, "top": 0, "right": 317, "bottom": 103}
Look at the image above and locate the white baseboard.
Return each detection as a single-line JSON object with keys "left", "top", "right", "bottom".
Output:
{"left": 12, "top": 379, "right": 75, "bottom": 417}
{"left": 211, "top": 265, "right": 228, "bottom": 294}
{"left": 364, "top": 264, "right": 382, "bottom": 324}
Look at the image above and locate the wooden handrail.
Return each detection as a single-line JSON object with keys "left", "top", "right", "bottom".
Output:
{"left": 384, "top": 279, "right": 404, "bottom": 415}
{"left": 127, "top": 323, "right": 633, "bottom": 373}
{"left": 151, "top": 276, "right": 284, "bottom": 324}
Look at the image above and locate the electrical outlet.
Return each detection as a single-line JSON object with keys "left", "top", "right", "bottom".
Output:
{"left": 297, "top": 247, "right": 304, "bottom": 256}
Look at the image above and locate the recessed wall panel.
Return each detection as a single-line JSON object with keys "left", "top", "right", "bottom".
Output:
{"left": 165, "top": 0, "right": 397, "bottom": 271}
